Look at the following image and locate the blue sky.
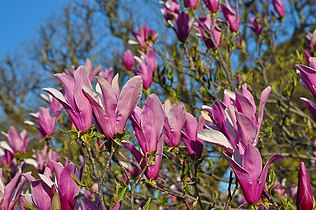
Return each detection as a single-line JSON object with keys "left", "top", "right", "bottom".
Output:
{"left": 0, "top": 0, "right": 70, "bottom": 56}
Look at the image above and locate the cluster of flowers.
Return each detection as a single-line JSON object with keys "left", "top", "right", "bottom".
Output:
{"left": 161, "top": 0, "right": 285, "bottom": 48}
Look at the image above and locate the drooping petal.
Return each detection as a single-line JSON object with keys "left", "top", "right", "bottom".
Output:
{"left": 301, "top": 98, "right": 316, "bottom": 121}
{"left": 198, "top": 129, "right": 233, "bottom": 154}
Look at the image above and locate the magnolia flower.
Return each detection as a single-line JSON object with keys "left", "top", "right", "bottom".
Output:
{"left": 248, "top": 17, "right": 262, "bottom": 35}
{"left": 122, "top": 50, "right": 134, "bottom": 71}
{"left": 305, "top": 29, "right": 316, "bottom": 53}
{"left": 83, "top": 75, "right": 142, "bottom": 139}
{"left": 1, "top": 126, "right": 31, "bottom": 155}
{"left": 184, "top": 0, "right": 198, "bottom": 8}
{"left": 297, "top": 162, "right": 315, "bottom": 210}
{"left": 65, "top": 59, "right": 101, "bottom": 82}
{"left": 134, "top": 49, "right": 157, "bottom": 89}
{"left": 174, "top": 12, "right": 191, "bottom": 43}
{"left": 35, "top": 145, "right": 60, "bottom": 171}
{"left": 199, "top": 84, "right": 271, "bottom": 155}
{"left": 182, "top": 113, "right": 204, "bottom": 159}
{"left": 129, "top": 25, "right": 158, "bottom": 49}
{"left": 40, "top": 93, "right": 63, "bottom": 115}
{"left": 296, "top": 61, "right": 316, "bottom": 121}
{"left": 163, "top": 99, "right": 186, "bottom": 147}
{"left": 25, "top": 107, "right": 58, "bottom": 138}
{"left": 98, "top": 67, "right": 114, "bottom": 83}
{"left": 123, "top": 94, "right": 165, "bottom": 179}
{"left": 195, "top": 15, "right": 222, "bottom": 49}
{"left": 0, "top": 169, "right": 27, "bottom": 210}
{"left": 203, "top": 0, "right": 220, "bottom": 12}
{"left": 25, "top": 161, "right": 81, "bottom": 210}
{"left": 221, "top": 0, "right": 240, "bottom": 32}
{"left": 272, "top": 0, "right": 285, "bottom": 17}
{"left": 160, "top": 0, "right": 179, "bottom": 21}
{"left": 224, "top": 144, "right": 285, "bottom": 203}
{"left": 44, "top": 66, "right": 93, "bottom": 132}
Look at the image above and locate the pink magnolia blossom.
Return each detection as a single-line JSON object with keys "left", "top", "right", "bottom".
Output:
{"left": 83, "top": 75, "right": 142, "bottom": 139}
{"left": 174, "top": 12, "right": 191, "bottom": 43}
{"left": 203, "top": 0, "right": 220, "bottom": 12}
{"left": 248, "top": 17, "right": 262, "bottom": 35}
{"left": 305, "top": 29, "right": 316, "bottom": 53}
{"left": 129, "top": 25, "right": 158, "bottom": 49}
{"left": 224, "top": 144, "right": 285, "bottom": 203}
{"left": 161, "top": 0, "right": 179, "bottom": 21}
{"left": 65, "top": 58, "right": 101, "bottom": 82}
{"left": 163, "top": 99, "right": 186, "bottom": 147}
{"left": 221, "top": 0, "right": 240, "bottom": 32}
{"left": 195, "top": 15, "right": 222, "bottom": 49}
{"left": 297, "top": 162, "right": 315, "bottom": 210}
{"left": 44, "top": 66, "right": 93, "bottom": 132}
{"left": 122, "top": 50, "right": 134, "bottom": 71}
{"left": 0, "top": 169, "right": 27, "bottom": 210}
{"left": 40, "top": 93, "right": 63, "bottom": 115}
{"left": 25, "top": 161, "right": 81, "bottom": 210}
{"left": 123, "top": 94, "right": 166, "bottom": 179}
{"left": 272, "top": 0, "right": 285, "bottom": 17}
{"left": 134, "top": 49, "right": 157, "bottom": 89}
{"left": 1, "top": 126, "right": 31, "bottom": 155}
{"left": 35, "top": 145, "right": 60, "bottom": 171}
{"left": 184, "top": 0, "right": 199, "bottom": 9}
{"left": 98, "top": 67, "right": 114, "bottom": 83}
{"left": 296, "top": 60, "right": 316, "bottom": 121}
{"left": 26, "top": 107, "right": 59, "bottom": 138}
{"left": 199, "top": 84, "right": 271, "bottom": 155}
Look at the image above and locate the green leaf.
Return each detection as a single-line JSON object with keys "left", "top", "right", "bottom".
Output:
{"left": 51, "top": 192, "right": 61, "bottom": 210}
{"left": 23, "top": 204, "right": 37, "bottom": 210}
{"left": 142, "top": 197, "right": 152, "bottom": 210}
{"left": 71, "top": 174, "right": 86, "bottom": 187}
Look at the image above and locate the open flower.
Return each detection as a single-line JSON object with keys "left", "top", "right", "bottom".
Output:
{"left": 195, "top": 15, "right": 222, "bottom": 49}
{"left": 198, "top": 84, "right": 271, "bottom": 154}
{"left": 26, "top": 107, "right": 58, "bottom": 138}
{"left": 83, "top": 75, "right": 142, "bottom": 139}
{"left": 134, "top": 49, "right": 157, "bottom": 89}
{"left": 224, "top": 144, "right": 285, "bottom": 203}
{"left": 0, "top": 169, "right": 27, "bottom": 210}
{"left": 160, "top": 0, "right": 179, "bottom": 21}
{"left": 44, "top": 66, "right": 93, "bottom": 132}
{"left": 25, "top": 161, "right": 81, "bottom": 210}
{"left": 1, "top": 126, "right": 31, "bottom": 155}
{"left": 129, "top": 25, "right": 158, "bottom": 49}
{"left": 123, "top": 94, "right": 165, "bottom": 179}
{"left": 221, "top": 0, "right": 240, "bottom": 32}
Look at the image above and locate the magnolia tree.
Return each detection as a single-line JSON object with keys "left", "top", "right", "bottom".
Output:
{"left": 1, "top": 0, "right": 316, "bottom": 209}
